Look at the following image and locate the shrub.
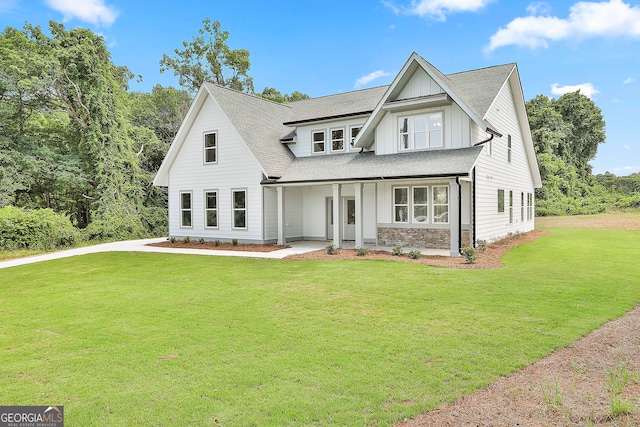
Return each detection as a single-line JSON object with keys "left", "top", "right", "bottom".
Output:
{"left": 461, "top": 247, "right": 478, "bottom": 264}
{"left": 82, "top": 214, "right": 145, "bottom": 243}
{"left": 169, "top": 237, "right": 176, "bottom": 243}
{"left": 231, "top": 238, "right": 238, "bottom": 246}
{"left": 392, "top": 245, "right": 403, "bottom": 256}
{"left": 407, "top": 250, "right": 421, "bottom": 260}
{"left": 356, "top": 247, "right": 369, "bottom": 256}
{"left": 214, "top": 239, "right": 221, "bottom": 246}
{"left": 0, "top": 206, "right": 79, "bottom": 251}
{"left": 183, "top": 236, "right": 191, "bottom": 244}
{"left": 326, "top": 242, "right": 336, "bottom": 255}
{"left": 198, "top": 238, "right": 205, "bottom": 244}
{"left": 476, "top": 239, "right": 488, "bottom": 252}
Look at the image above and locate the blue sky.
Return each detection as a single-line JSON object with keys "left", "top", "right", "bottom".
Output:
{"left": 1, "top": 0, "right": 639, "bottom": 175}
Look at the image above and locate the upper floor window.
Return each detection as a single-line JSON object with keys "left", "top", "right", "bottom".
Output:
{"left": 312, "top": 130, "right": 325, "bottom": 154}
{"left": 331, "top": 128, "right": 345, "bottom": 152}
{"left": 350, "top": 126, "right": 361, "bottom": 148}
{"left": 399, "top": 112, "right": 442, "bottom": 151}
{"left": 204, "top": 132, "right": 217, "bottom": 164}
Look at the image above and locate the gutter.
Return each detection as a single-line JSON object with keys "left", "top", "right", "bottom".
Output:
{"left": 472, "top": 167, "right": 477, "bottom": 248}
{"left": 473, "top": 133, "right": 494, "bottom": 147}
{"left": 260, "top": 172, "right": 470, "bottom": 186}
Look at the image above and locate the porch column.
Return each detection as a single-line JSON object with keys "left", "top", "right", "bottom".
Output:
{"left": 277, "top": 186, "right": 286, "bottom": 245}
{"left": 332, "top": 183, "right": 341, "bottom": 248}
{"left": 354, "top": 182, "right": 363, "bottom": 248}
{"left": 449, "top": 178, "right": 460, "bottom": 257}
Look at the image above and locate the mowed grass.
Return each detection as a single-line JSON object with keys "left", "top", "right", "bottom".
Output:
{"left": 1, "top": 227, "right": 639, "bottom": 426}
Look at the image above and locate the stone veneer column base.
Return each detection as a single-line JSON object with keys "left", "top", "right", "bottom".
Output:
{"left": 377, "top": 227, "right": 450, "bottom": 249}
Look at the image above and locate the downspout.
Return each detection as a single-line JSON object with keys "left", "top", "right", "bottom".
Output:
{"left": 472, "top": 167, "right": 477, "bottom": 248}
{"left": 473, "top": 133, "right": 494, "bottom": 147}
{"left": 457, "top": 177, "right": 462, "bottom": 254}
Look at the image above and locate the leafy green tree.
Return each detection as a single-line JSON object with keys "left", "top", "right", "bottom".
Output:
{"left": 160, "top": 18, "right": 253, "bottom": 95}
{"left": 258, "top": 87, "right": 310, "bottom": 103}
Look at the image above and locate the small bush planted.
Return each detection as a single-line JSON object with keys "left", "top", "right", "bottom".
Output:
{"left": 461, "top": 247, "right": 478, "bottom": 264}
{"left": 198, "top": 238, "right": 205, "bottom": 244}
{"left": 392, "top": 245, "right": 403, "bottom": 256}
{"left": 407, "top": 250, "right": 421, "bottom": 260}
{"left": 231, "top": 239, "right": 238, "bottom": 246}
{"left": 214, "top": 239, "right": 221, "bottom": 246}
{"left": 326, "top": 242, "right": 336, "bottom": 255}
{"left": 183, "top": 236, "right": 191, "bottom": 244}
{"left": 476, "top": 239, "right": 488, "bottom": 252}
{"left": 169, "top": 237, "right": 176, "bottom": 244}
{"left": 356, "top": 247, "right": 369, "bottom": 256}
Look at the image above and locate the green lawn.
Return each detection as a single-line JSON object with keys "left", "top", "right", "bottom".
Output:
{"left": 1, "top": 227, "right": 639, "bottom": 426}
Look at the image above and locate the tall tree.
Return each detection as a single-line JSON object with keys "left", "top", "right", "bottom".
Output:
{"left": 159, "top": 18, "right": 253, "bottom": 95}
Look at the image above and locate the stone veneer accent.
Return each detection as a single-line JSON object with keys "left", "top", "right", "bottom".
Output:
{"left": 378, "top": 227, "right": 450, "bottom": 249}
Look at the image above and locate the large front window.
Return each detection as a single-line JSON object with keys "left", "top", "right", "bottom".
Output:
{"left": 399, "top": 112, "right": 442, "bottom": 151}
{"left": 232, "top": 189, "right": 247, "bottom": 229}
{"left": 393, "top": 185, "right": 448, "bottom": 224}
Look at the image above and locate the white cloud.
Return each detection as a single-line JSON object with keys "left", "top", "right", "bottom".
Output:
{"left": 550, "top": 82, "right": 599, "bottom": 98}
{"left": 354, "top": 70, "right": 392, "bottom": 88}
{"left": 624, "top": 77, "right": 636, "bottom": 84}
{"left": 384, "top": 0, "right": 494, "bottom": 21}
{"left": 486, "top": 0, "right": 640, "bottom": 52}
{"left": 526, "top": 2, "right": 552, "bottom": 15}
{"left": 45, "top": 0, "right": 119, "bottom": 26}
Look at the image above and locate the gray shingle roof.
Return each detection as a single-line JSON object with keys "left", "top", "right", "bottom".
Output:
{"left": 274, "top": 146, "right": 484, "bottom": 184}
{"left": 204, "top": 83, "right": 295, "bottom": 177}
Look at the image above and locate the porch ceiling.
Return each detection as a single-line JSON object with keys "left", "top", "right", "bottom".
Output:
{"left": 271, "top": 146, "right": 483, "bottom": 184}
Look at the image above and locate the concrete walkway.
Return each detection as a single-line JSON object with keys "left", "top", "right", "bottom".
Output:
{"left": 0, "top": 238, "right": 327, "bottom": 270}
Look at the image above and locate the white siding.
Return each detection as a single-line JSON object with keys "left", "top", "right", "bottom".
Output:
{"left": 288, "top": 116, "right": 368, "bottom": 158}
{"left": 397, "top": 68, "right": 445, "bottom": 99}
{"left": 167, "top": 96, "right": 266, "bottom": 242}
{"left": 374, "top": 103, "right": 471, "bottom": 155}
{"left": 474, "top": 79, "right": 536, "bottom": 243}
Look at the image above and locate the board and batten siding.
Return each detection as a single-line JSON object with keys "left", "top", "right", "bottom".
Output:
{"left": 167, "top": 95, "right": 266, "bottom": 242}
{"left": 474, "top": 78, "right": 536, "bottom": 243}
{"left": 397, "top": 68, "right": 445, "bottom": 99}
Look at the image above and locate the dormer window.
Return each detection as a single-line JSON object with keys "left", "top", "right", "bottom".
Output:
{"left": 350, "top": 126, "right": 361, "bottom": 147}
{"left": 398, "top": 112, "right": 442, "bottom": 151}
{"left": 331, "top": 128, "right": 345, "bottom": 152}
{"left": 312, "top": 130, "right": 326, "bottom": 154}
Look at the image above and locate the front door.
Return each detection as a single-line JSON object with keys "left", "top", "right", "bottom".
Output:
{"left": 343, "top": 198, "right": 355, "bottom": 241}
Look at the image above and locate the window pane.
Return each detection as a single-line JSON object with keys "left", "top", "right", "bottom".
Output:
{"left": 313, "top": 142, "right": 325, "bottom": 153}
{"left": 206, "top": 192, "right": 217, "bottom": 209}
{"left": 498, "top": 189, "right": 505, "bottom": 212}
{"left": 205, "top": 148, "right": 216, "bottom": 163}
{"left": 399, "top": 118, "right": 408, "bottom": 133}
{"left": 414, "top": 115, "right": 427, "bottom": 132}
{"left": 234, "top": 210, "right": 246, "bottom": 228}
{"left": 395, "top": 206, "right": 408, "bottom": 222}
{"left": 400, "top": 134, "right": 409, "bottom": 150}
{"left": 350, "top": 127, "right": 361, "bottom": 145}
{"left": 414, "top": 131, "right": 427, "bottom": 149}
{"left": 414, "top": 205, "right": 428, "bottom": 222}
{"left": 181, "top": 193, "right": 191, "bottom": 209}
{"left": 429, "top": 114, "right": 442, "bottom": 131}
{"left": 394, "top": 188, "right": 408, "bottom": 204}
{"left": 205, "top": 133, "right": 216, "bottom": 147}
{"left": 206, "top": 210, "right": 217, "bottom": 227}
{"left": 347, "top": 199, "right": 355, "bottom": 225}
{"left": 433, "top": 186, "right": 448, "bottom": 204}
{"left": 433, "top": 206, "right": 448, "bottom": 223}
{"left": 413, "top": 187, "right": 428, "bottom": 204}
{"left": 233, "top": 191, "right": 245, "bottom": 208}
{"left": 182, "top": 210, "right": 192, "bottom": 227}
{"left": 429, "top": 130, "right": 442, "bottom": 147}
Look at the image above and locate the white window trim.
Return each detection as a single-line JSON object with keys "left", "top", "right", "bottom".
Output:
{"left": 204, "top": 189, "right": 218, "bottom": 229}
{"left": 412, "top": 186, "right": 429, "bottom": 224}
{"left": 393, "top": 186, "right": 409, "bottom": 223}
{"left": 179, "top": 191, "right": 193, "bottom": 229}
{"left": 432, "top": 185, "right": 449, "bottom": 224}
{"left": 203, "top": 131, "right": 218, "bottom": 164}
{"left": 312, "top": 130, "right": 326, "bottom": 154}
{"left": 330, "top": 127, "right": 345, "bottom": 152}
{"left": 349, "top": 125, "right": 362, "bottom": 150}
{"left": 398, "top": 111, "right": 443, "bottom": 152}
{"left": 231, "top": 188, "right": 248, "bottom": 230}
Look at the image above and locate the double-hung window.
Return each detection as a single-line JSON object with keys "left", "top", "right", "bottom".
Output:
{"left": 432, "top": 186, "right": 449, "bottom": 223}
{"left": 521, "top": 192, "right": 525, "bottom": 222}
{"left": 350, "top": 126, "right": 361, "bottom": 148}
{"left": 509, "top": 190, "right": 514, "bottom": 223}
{"left": 204, "top": 132, "right": 217, "bottom": 164}
{"left": 205, "top": 190, "right": 218, "bottom": 228}
{"left": 180, "top": 192, "right": 192, "bottom": 228}
{"left": 413, "top": 187, "right": 429, "bottom": 223}
{"left": 394, "top": 187, "right": 409, "bottom": 223}
{"left": 507, "top": 135, "right": 512, "bottom": 163}
{"left": 232, "top": 189, "right": 247, "bottom": 229}
{"left": 331, "top": 128, "right": 344, "bottom": 152}
{"left": 498, "top": 189, "right": 505, "bottom": 213}
{"left": 399, "top": 112, "right": 442, "bottom": 151}
{"left": 312, "top": 131, "right": 326, "bottom": 153}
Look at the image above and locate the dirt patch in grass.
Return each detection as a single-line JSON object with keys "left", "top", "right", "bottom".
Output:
{"left": 396, "top": 304, "right": 640, "bottom": 427}
{"left": 284, "top": 230, "right": 549, "bottom": 269}
{"left": 148, "top": 241, "right": 288, "bottom": 252}
{"left": 537, "top": 211, "right": 640, "bottom": 230}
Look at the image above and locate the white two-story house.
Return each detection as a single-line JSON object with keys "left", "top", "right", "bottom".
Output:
{"left": 153, "top": 52, "right": 542, "bottom": 256}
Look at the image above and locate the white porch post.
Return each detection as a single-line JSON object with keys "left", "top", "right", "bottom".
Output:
{"left": 277, "top": 186, "right": 285, "bottom": 245}
{"left": 449, "top": 178, "right": 460, "bottom": 257}
{"left": 332, "top": 183, "right": 341, "bottom": 248}
{"left": 354, "top": 182, "right": 363, "bottom": 248}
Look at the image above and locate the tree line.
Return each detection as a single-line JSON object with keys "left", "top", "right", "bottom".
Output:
{"left": 0, "top": 19, "right": 636, "bottom": 250}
